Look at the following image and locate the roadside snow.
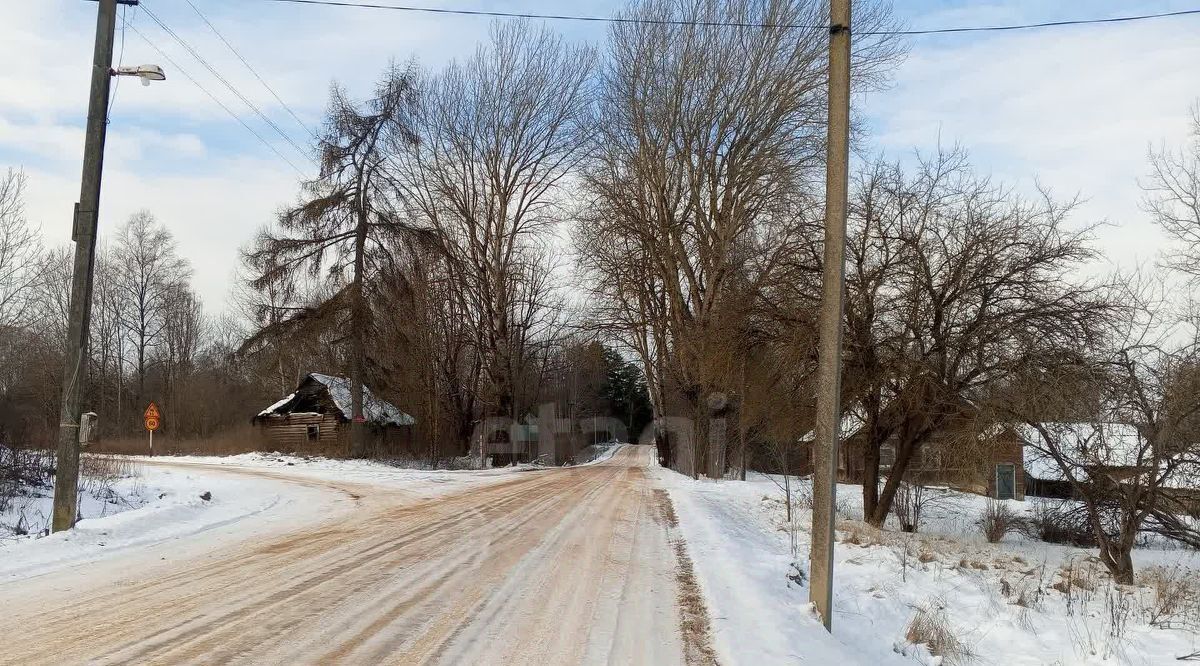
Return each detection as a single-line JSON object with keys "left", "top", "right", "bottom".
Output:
{"left": 0, "top": 453, "right": 534, "bottom": 582}
{"left": 0, "top": 463, "right": 303, "bottom": 580}
{"left": 656, "top": 469, "right": 1200, "bottom": 665}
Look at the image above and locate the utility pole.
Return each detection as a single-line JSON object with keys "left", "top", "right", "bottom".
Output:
{"left": 51, "top": 0, "right": 126, "bottom": 532}
{"left": 809, "top": 0, "right": 852, "bottom": 632}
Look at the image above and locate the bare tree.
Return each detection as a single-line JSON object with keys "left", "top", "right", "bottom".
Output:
{"left": 0, "top": 169, "right": 45, "bottom": 330}
{"left": 112, "top": 211, "right": 191, "bottom": 410}
{"left": 395, "top": 21, "right": 593, "bottom": 435}
{"left": 844, "top": 147, "right": 1118, "bottom": 526}
{"left": 1143, "top": 102, "right": 1200, "bottom": 278}
{"left": 577, "top": 0, "right": 901, "bottom": 478}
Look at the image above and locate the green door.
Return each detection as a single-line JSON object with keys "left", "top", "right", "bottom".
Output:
{"left": 996, "top": 463, "right": 1016, "bottom": 500}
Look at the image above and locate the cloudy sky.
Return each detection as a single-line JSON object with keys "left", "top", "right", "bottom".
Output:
{"left": 2, "top": 0, "right": 1198, "bottom": 310}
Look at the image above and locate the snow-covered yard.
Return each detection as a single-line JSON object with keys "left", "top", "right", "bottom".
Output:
{"left": 656, "top": 468, "right": 1200, "bottom": 665}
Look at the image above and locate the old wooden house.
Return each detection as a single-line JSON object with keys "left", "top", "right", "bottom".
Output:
{"left": 832, "top": 424, "right": 1026, "bottom": 500}
{"left": 797, "top": 406, "right": 1027, "bottom": 500}
{"left": 253, "top": 373, "right": 415, "bottom": 456}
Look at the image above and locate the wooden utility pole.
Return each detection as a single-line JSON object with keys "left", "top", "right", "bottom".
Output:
{"left": 51, "top": 0, "right": 126, "bottom": 532}
{"left": 809, "top": 0, "right": 852, "bottom": 631}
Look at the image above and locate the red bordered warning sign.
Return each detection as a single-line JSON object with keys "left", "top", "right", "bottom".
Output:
{"left": 144, "top": 402, "right": 161, "bottom": 432}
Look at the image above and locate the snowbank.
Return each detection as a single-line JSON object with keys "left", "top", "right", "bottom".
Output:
{"left": 0, "top": 463, "right": 306, "bottom": 580}
{"left": 656, "top": 469, "right": 1200, "bottom": 665}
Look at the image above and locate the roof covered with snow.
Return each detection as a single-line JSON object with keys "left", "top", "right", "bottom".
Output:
{"left": 1019, "top": 422, "right": 1145, "bottom": 481}
{"left": 257, "top": 374, "right": 415, "bottom": 427}
{"left": 1019, "top": 422, "right": 1200, "bottom": 489}
{"left": 258, "top": 392, "right": 296, "bottom": 418}
{"left": 799, "top": 409, "right": 867, "bottom": 443}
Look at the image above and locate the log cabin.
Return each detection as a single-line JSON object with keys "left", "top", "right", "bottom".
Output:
{"left": 253, "top": 373, "right": 415, "bottom": 456}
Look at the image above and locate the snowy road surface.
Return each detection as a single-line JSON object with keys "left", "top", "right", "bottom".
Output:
{"left": 0, "top": 445, "right": 700, "bottom": 665}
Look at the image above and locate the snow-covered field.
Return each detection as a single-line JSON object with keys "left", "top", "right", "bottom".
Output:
{"left": 657, "top": 469, "right": 1200, "bottom": 665}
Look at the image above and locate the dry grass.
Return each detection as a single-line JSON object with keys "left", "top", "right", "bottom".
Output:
{"left": 839, "top": 520, "right": 887, "bottom": 546}
{"left": 905, "top": 605, "right": 975, "bottom": 665}
{"left": 1, "top": 450, "right": 144, "bottom": 537}
{"left": 93, "top": 425, "right": 274, "bottom": 457}
{"left": 1138, "top": 565, "right": 1200, "bottom": 631}
{"left": 652, "top": 489, "right": 718, "bottom": 666}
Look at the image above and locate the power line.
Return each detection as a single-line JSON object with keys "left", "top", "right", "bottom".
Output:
{"left": 258, "top": 0, "right": 1200, "bottom": 35}
{"left": 183, "top": 0, "right": 318, "bottom": 140}
{"left": 139, "top": 3, "right": 315, "bottom": 164}
{"left": 107, "top": 4, "right": 132, "bottom": 120}
{"left": 879, "top": 8, "right": 1200, "bottom": 35}
{"left": 126, "top": 21, "right": 309, "bottom": 177}
{"left": 261, "top": 0, "right": 823, "bottom": 27}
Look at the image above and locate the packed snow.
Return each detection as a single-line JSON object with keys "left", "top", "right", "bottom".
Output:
{"left": 656, "top": 469, "right": 1200, "bottom": 665}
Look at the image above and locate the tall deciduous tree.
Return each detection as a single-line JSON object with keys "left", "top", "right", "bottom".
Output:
{"left": 113, "top": 211, "right": 191, "bottom": 408}
{"left": 1144, "top": 103, "right": 1200, "bottom": 278}
{"left": 395, "top": 21, "right": 593, "bottom": 428}
{"left": 0, "top": 169, "right": 44, "bottom": 330}
{"left": 578, "top": 0, "right": 901, "bottom": 477}
{"left": 844, "top": 148, "right": 1118, "bottom": 526}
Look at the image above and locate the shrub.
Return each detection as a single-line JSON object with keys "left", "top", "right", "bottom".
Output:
{"left": 1021, "top": 498, "right": 1096, "bottom": 547}
{"left": 0, "top": 445, "right": 54, "bottom": 514}
{"left": 1138, "top": 565, "right": 1200, "bottom": 631}
{"left": 980, "top": 499, "right": 1019, "bottom": 543}
{"left": 905, "top": 605, "right": 974, "bottom": 665}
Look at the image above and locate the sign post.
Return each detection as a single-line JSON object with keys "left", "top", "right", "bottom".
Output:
{"left": 144, "top": 402, "right": 161, "bottom": 455}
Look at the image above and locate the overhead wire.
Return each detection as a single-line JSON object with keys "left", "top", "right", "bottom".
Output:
{"left": 182, "top": 0, "right": 318, "bottom": 140}
{"left": 121, "top": 0, "right": 1200, "bottom": 177}
{"left": 126, "top": 21, "right": 309, "bottom": 177}
{"left": 139, "top": 2, "right": 315, "bottom": 165}
{"left": 256, "top": 0, "right": 1200, "bottom": 35}
{"left": 107, "top": 3, "right": 132, "bottom": 121}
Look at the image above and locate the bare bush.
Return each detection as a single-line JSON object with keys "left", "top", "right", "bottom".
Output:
{"left": 1020, "top": 497, "right": 1097, "bottom": 547}
{"left": 904, "top": 605, "right": 974, "bottom": 665}
{"left": 980, "top": 499, "right": 1019, "bottom": 543}
{"left": 891, "top": 481, "right": 954, "bottom": 533}
{"left": 0, "top": 445, "right": 53, "bottom": 514}
{"left": 1138, "top": 565, "right": 1200, "bottom": 631}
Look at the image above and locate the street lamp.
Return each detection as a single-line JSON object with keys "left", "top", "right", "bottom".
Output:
{"left": 111, "top": 64, "right": 166, "bottom": 86}
{"left": 51, "top": 0, "right": 165, "bottom": 533}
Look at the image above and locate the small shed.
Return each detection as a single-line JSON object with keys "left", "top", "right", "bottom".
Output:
{"left": 253, "top": 373, "right": 415, "bottom": 455}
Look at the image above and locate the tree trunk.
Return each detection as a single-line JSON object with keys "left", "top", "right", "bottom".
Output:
{"left": 1100, "top": 541, "right": 1136, "bottom": 585}
{"left": 348, "top": 207, "right": 368, "bottom": 458}
{"left": 738, "top": 417, "right": 748, "bottom": 481}
{"left": 862, "top": 437, "right": 881, "bottom": 521}
{"left": 869, "top": 431, "right": 923, "bottom": 526}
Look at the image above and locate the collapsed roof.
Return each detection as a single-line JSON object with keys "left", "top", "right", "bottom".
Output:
{"left": 256, "top": 373, "right": 415, "bottom": 427}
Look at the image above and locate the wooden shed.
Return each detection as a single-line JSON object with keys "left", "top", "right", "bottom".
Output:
{"left": 252, "top": 373, "right": 415, "bottom": 456}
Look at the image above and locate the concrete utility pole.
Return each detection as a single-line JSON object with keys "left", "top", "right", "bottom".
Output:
{"left": 51, "top": 0, "right": 127, "bottom": 532}
{"left": 809, "top": 0, "right": 852, "bottom": 631}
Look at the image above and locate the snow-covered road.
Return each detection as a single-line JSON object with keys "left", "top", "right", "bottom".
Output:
{"left": 0, "top": 445, "right": 703, "bottom": 665}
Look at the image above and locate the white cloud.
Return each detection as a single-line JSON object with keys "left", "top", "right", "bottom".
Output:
{"left": 5, "top": 0, "right": 1197, "bottom": 313}
{"left": 865, "top": 12, "right": 1200, "bottom": 272}
{"left": 0, "top": 0, "right": 495, "bottom": 313}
